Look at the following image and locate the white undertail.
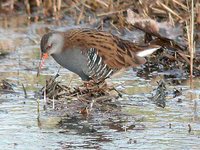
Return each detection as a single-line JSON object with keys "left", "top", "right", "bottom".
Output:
{"left": 136, "top": 47, "right": 160, "bottom": 57}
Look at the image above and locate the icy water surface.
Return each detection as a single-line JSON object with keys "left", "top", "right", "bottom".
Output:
{"left": 0, "top": 15, "right": 200, "bottom": 150}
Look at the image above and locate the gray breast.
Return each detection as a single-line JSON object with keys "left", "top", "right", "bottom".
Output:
{"left": 51, "top": 48, "right": 116, "bottom": 81}
{"left": 51, "top": 48, "right": 90, "bottom": 81}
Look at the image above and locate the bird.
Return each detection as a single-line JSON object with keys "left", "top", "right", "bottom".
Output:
{"left": 37, "top": 28, "right": 160, "bottom": 82}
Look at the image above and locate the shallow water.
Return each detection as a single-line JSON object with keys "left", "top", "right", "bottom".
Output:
{"left": 0, "top": 15, "right": 200, "bottom": 150}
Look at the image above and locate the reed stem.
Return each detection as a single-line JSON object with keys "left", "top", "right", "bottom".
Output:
{"left": 189, "top": 0, "right": 195, "bottom": 78}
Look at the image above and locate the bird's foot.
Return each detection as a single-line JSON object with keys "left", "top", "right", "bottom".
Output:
{"left": 81, "top": 80, "right": 107, "bottom": 93}
{"left": 83, "top": 80, "right": 97, "bottom": 88}
{"left": 83, "top": 80, "right": 106, "bottom": 88}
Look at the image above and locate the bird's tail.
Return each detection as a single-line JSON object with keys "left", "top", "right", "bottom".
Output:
{"left": 136, "top": 45, "right": 161, "bottom": 57}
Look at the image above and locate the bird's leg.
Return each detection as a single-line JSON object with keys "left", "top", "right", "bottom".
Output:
{"left": 83, "top": 80, "right": 96, "bottom": 88}
{"left": 83, "top": 79, "right": 108, "bottom": 93}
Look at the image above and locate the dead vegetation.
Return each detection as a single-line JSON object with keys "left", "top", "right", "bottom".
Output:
{"left": 0, "top": 0, "right": 199, "bottom": 109}
{"left": 0, "top": 0, "right": 199, "bottom": 76}
{"left": 151, "top": 80, "right": 166, "bottom": 108}
{"left": 0, "top": 80, "right": 14, "bottom": 93}
{"left": 39, "top": 74, "right": 121, "bottom": 114}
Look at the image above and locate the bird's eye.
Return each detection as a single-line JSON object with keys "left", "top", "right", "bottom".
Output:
{"left": 46, "top": 44, "right": 52, "bottom": 50}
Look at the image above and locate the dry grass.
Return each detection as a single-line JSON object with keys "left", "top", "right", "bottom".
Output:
{"left": 0, "top": 0, "right": 199, "bottom": 76}
{"left": 38, "top": 74, "right": 121, "bottom": 112}
{"left": 185, "top": 0, "right": 195, "bottom": 78}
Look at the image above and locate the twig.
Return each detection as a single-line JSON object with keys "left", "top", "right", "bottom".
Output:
{"left": 37, "top": 98, "right": 40, "bottom": 119}
{"left": 158, "top": 1, "right": 182, "bottom": 20}
{"left": 43, "top": 83, "right": 47, "bottom": 110}
{"left": 111, "top": 87, "right": 122, "bottom": 98}
{"left": 89, "top": 99, "right": 95, "bottom": 112}
{"left": 24, "top": 0, "right": 31, "bottom": 15}
{"left": 188, "top": 124, "right": 192, "bottom": 133}
{"left": 53, "top": 96, "right": 55, "bottom": 110}
{"left": 97, "top": 9, "right": 126, "bottom": 17}
{"left": 22, "top": 83, "right": 28, "bottom": 98}
{"left": 172, "top": 0, "right": 188, "bottom": 11}
{"left": 95, "top": 0, "right": 109, "bottom": 8}
{"left": 76, "top": 4, "right": 84, "bottom": 25}
{"left": 190, "top": 0, "right": 195, "bottom": 78}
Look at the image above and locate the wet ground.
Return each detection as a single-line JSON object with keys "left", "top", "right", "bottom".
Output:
{"left": 0, "top": 15, "right": 200, "bottom": 150}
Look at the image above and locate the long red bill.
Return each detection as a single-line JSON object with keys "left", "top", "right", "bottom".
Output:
{"left": 37, "top": 53, "right": 49, "bottom": 77}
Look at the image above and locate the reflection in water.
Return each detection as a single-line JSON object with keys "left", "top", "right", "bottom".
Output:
{"left": 0, "top": 15, "right": 200, "bottom": 149}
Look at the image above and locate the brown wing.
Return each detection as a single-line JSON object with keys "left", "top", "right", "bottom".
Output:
{"left": 63, "top": 28, "right": 156, "bottom": 69}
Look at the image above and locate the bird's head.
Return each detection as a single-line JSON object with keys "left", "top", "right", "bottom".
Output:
{"left": 40, "top": 32, "right": 64, "bottom": 56}
{"left": 37, "top": 32, "right": 64, "bottom": 76}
